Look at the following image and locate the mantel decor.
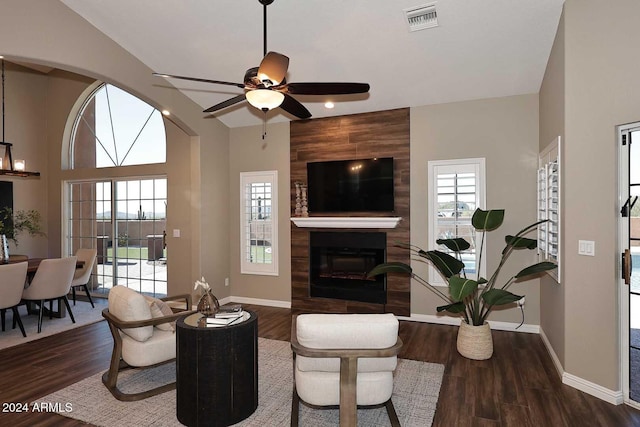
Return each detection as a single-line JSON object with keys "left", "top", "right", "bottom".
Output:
{"left": 0, "top": 58, "right": 40, "bottom": 178}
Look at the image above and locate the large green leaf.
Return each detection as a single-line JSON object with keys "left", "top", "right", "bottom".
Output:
{"left": 482, "top": 289, "right": 523, "bottom": 306}
{"left": 436, "top": 238, "right": 471, "bottom": 252}
{"left": 472, "top": 208, "right": 505, "bottom": 231}
{"left": 436, "top": 302, "right": 466, "bottom": 314}
{"left": 514, "top": 261, "right": 557, "bottom": 278}
{"left": 424, "top": 250, "right": 465, "bottom": 278}
{"left": 505, "top": 235, "right": 537, "bottom": 250}
{"left": 367, "top": 262, "right": 412, "bottom": 278}
{"left": 449, "top": 276, "right": 478, "bottom": 302}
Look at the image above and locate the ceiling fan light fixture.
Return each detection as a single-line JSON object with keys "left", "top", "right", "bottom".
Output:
{"left": 246, "top": 89, "right": 284, "bottom": 111}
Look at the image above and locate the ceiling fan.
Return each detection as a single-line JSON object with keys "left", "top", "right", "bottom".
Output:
{"left": 153, "top": 0, "right": 370, "bottom": 120}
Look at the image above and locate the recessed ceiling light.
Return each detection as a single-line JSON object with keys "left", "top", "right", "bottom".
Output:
{"left": 324, "top": 101, "right": 335, "bottom": 109}
{"left": 161, "top": 110, "right": 170, "bottom": 116}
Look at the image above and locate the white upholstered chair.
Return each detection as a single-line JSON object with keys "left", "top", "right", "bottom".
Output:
{"left": 21, "top": 256, "right": 77, "bottom": 333}
{"left": 0, "top": 261, "right": 29, "bottom": 337}
{"left": 71, "top": 248, "right": 97, "bottom": 307}
{"left": 101, "top": 285, "right": 194, "bottom": 401}
{"left": 290, "top": 313, "right": 403, "bottom": 427}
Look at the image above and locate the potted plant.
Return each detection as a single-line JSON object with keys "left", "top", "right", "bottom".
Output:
{"left": 368, "top": 208, "right": 557, "bottom": 360}
{"left": 0, "top": 206, "right": 45, "bottom": 246}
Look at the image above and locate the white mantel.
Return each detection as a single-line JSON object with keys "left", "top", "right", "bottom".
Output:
{"left": 290, "top": 217, "right": 402, "bottom": 229}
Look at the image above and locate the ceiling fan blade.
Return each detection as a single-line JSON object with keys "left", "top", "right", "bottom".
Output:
{"left": 257, "top": 52, "right": 289, "bottom": 86}
{"left": 286, "top": 82, "right": 370, "bottom": 95}
{"left": 153, "top": 73, "right": 244, "bottom": 88}
{"left": 203, "top": 94, "right": 247, "bottom": 113}
{"left": 279, "top": 94, "right": 311, "bottom": 119}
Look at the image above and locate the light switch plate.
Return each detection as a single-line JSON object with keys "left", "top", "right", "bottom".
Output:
{"left": 578, "top": 240, "right": 595, "bottom": 256}
{"left": 173, "top": 229, "right": 181, "bottom": 238}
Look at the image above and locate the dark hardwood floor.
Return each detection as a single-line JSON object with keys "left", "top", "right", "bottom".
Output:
{"left": 1, "top": 304, "right": 640, "bottom": 426}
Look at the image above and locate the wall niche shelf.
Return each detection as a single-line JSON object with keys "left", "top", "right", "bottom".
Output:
{"left": 290, "top": 217, "right": 402, "bottom": 229}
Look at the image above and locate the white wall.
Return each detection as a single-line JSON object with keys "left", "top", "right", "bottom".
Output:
{"left": 228, "top": 122, "right": 291, "bottom": 303}
{"left": 411, "top": 94, "right": 541, "bottom": 322}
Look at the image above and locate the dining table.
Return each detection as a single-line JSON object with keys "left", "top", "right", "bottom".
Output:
{"left": 3, "top": 255, "right": 86, "bottom": 318}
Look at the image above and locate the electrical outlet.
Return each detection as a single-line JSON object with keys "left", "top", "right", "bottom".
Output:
{"left": 517, "top": 296, "right": 525, "bottom": 307}
{"left": 224, "top": 277, "right": 229, "bottom": 287}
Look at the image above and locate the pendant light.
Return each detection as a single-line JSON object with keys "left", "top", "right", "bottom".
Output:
{"left": 0, "top": 58, "right": 40, "bottom": 177}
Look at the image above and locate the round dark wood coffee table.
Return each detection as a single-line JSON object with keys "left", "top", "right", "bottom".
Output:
{"left": 176, "top": 311, "right": 258, "bottom": 427}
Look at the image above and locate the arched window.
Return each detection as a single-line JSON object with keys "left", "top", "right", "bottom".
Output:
{"left": 70, "top": 83, "right": 166, "bottom": 168}
{"left": 65, "top": 83, "right": 168, "bottom": 297}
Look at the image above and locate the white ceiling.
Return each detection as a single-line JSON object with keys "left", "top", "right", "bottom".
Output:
{"left": 60, "top": 0, "right": 564, "bottom": 128}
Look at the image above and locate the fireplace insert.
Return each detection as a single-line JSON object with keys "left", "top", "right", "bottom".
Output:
{"left": 309, "top": 232, "right": 386, "bottom": 304}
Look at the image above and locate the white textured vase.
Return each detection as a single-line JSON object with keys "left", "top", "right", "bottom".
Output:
{"left": 0, "top": 234, "right": 8, "bottom": 262}
{"left": 456, "top": 321, "right": 493, "bottom": 360}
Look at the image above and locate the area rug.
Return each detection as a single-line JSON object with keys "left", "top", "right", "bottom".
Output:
{"left": 43, "top": 338, "right": 444, "bottom": 427}
{"left": 0, "top": 299, "right": 106, "bottom": 350}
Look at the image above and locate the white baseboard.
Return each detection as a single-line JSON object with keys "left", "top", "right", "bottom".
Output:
{"left": 562, "top": 372, "right": 623, "bottom": 405}
{"left": 537, "top": 327, "right": 624, "bottom": 405}
{"left": 224, "top": 295, "right": 291, "bottom": 309}
{"left": 539, "top": 327, "right": 564, "bottom": 380}
{"left": 397, "top": 313, "right": 539, "bottom": 333}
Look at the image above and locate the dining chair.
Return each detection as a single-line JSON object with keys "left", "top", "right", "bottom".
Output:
{"left": 71, "top": 248, "right": 97, "bottom": 308}
{"left": 0, "top": 261, "right": 29, "bottom": 337}
{"left": 21, "top": 256, "right": 77, "bottom": 333}
{"left": 290, "top": 313, "right": 403, "bottom": 427}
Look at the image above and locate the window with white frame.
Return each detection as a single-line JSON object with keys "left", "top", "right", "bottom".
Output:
{"left": 537, "top": 136, "right": 560, "bottom": 281}
{"left": 240, "top": 171, "right": 278, "bottom": 275}
{"left": 427, "top": 158, "right": 486, "bottom": 285}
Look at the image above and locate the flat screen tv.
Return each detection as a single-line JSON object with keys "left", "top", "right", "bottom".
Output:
{"left": 307, "top": 157, "right": 394, "bottom": 213}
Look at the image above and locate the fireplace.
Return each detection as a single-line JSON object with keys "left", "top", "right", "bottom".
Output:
{"left": 309, "top": 232, "right": 386, "bottom": 304}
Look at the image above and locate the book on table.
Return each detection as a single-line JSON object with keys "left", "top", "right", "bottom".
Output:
{"left": 205, "top": 310, "right": 244, "bottom": 326}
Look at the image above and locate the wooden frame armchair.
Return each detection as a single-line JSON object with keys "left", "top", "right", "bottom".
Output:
{"left": 102, "top": 285, "right": 195, "bottom": 401}
{"left": 290, "top": 313, "right": 403, "bottom": 427}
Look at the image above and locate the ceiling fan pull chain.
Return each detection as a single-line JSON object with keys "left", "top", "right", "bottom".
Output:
{"left": 262, "top": 111, "right": 267, "bottom": 140}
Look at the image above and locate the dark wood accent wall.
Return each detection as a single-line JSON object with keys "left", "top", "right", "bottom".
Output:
{"left": 290, "top": 108, "right": 410, "bottom": 316}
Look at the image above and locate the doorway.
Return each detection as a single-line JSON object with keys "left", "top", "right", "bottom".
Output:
{"left": 619, "top": 123, "right": 640, "bottom": 406}
{"left": 65, "top": 177, "right": 168, "bottom": 298}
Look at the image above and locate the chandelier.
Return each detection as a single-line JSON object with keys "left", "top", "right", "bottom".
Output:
{"left": 0, "top": 57, "right": 40, "bottom": 177}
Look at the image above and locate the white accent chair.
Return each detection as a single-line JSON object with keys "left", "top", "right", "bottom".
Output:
{"left": 71, "top": 248, "right": 97, "bottom": 307}
{"left": 290, "top": 313, "right": 403, "bottom": 427}
{"left": 0, "top": 261, "right": 29, "bottom": 337}
{"left": 21, "top": 257, "right": 77, "bottom": 333}
{"left": 101, "top": 285, "right": 194, "bottom": 401}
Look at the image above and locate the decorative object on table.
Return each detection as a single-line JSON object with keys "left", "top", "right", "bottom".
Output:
{"left": 205, "top": 306, "right": 245, "bottom": 327}
{"left": 368, "top": 208, "right": 557, "bottom": 360}
{"left": 0, "top": 234, "right": 8, "bottom": 262}
{"left": 194, "top": 276, "right": 220, "bottom": 316}
{"left": 0, "top": 207, "right": 45, "bottom": 246}
{"left": 294, "top": 182, "right": 302, "bottom": 216}
{"left": 300, "top": 184, "right": 308, "bottom": 217}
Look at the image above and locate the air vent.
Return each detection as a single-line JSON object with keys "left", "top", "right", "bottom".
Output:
{"left": 404, "top": 3, "right": 438, "bottom": 32}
